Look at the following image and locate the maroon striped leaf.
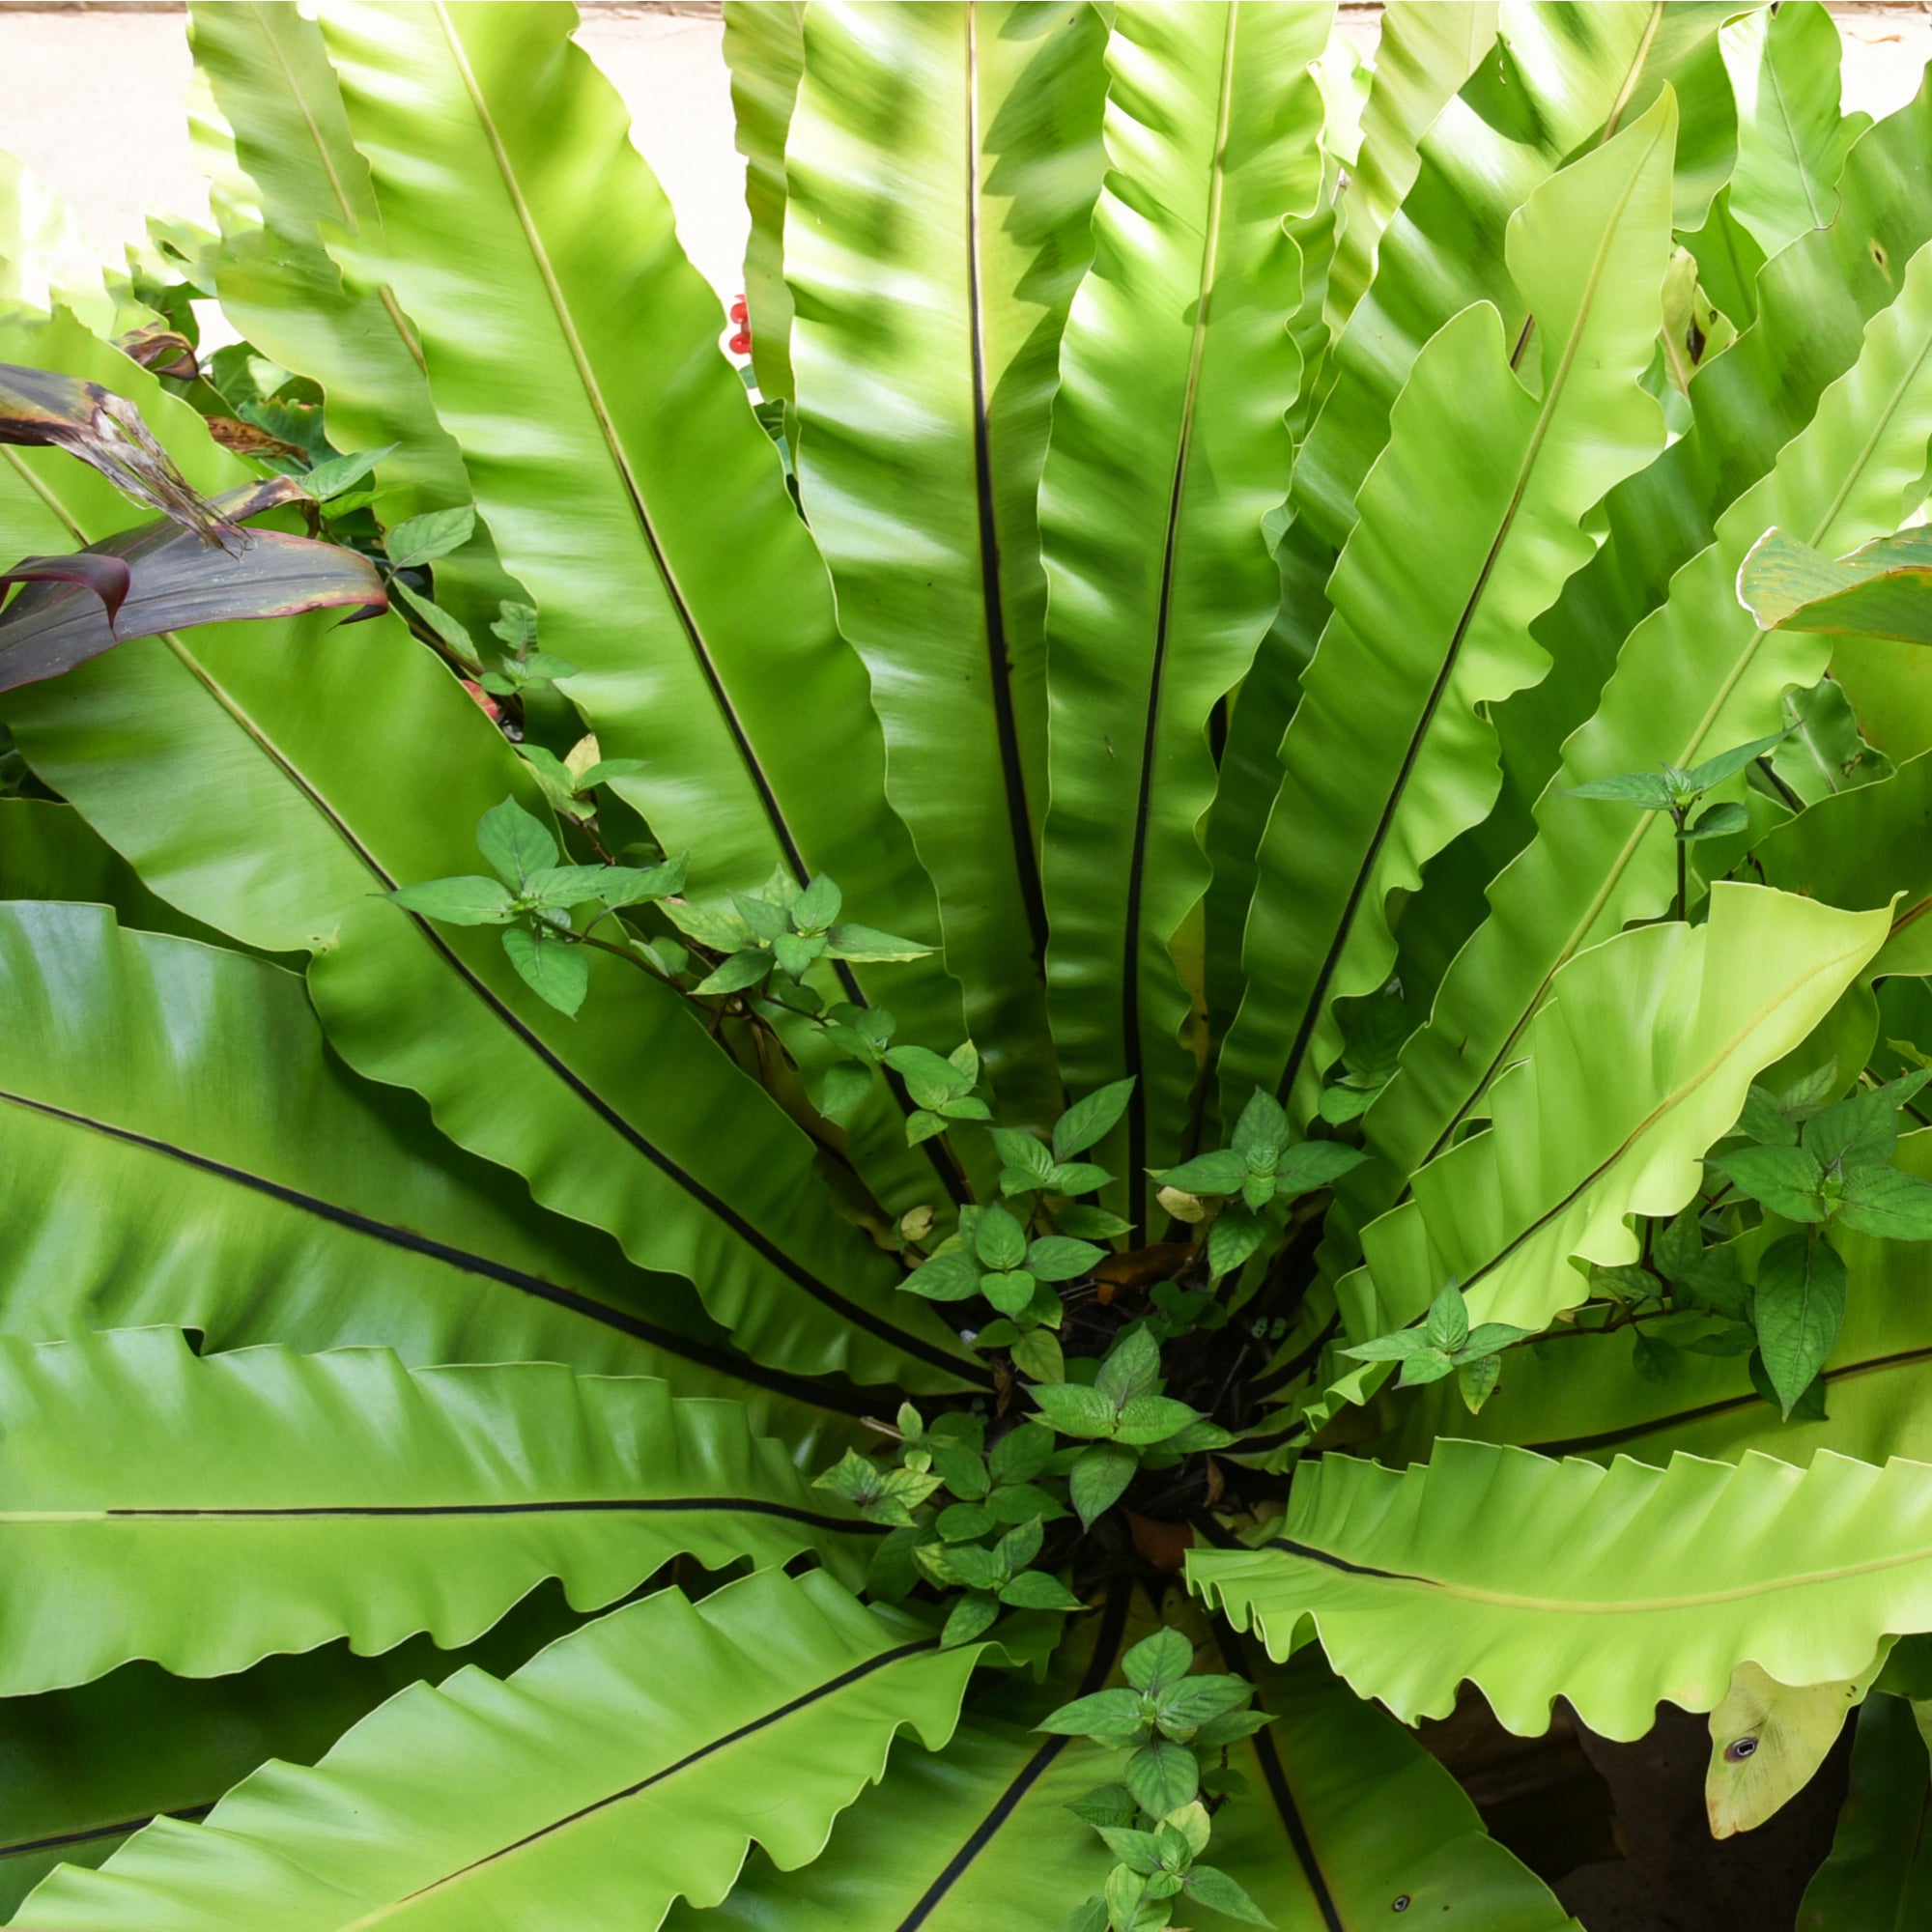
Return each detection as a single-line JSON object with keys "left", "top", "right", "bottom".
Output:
{"left": 0, "top": 484, "right": 386, "bottom": 693}
{"left": 0, "top": 361, "right": 230, "bottom": 543}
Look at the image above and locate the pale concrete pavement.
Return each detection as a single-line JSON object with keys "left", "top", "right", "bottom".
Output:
{"left": 2, "top": 4, "right": 1930, "bottom": 316}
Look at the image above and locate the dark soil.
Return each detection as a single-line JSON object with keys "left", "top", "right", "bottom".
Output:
{"left": 1418, "top": 1687, "right": 1856, "bottom": 1931}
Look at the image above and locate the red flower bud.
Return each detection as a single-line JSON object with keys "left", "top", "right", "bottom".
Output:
{"left": 728, "top": 328, "right": 753, "bottom": 356}
{"left": 729, "top": 296, "right": 748, "bottom": 325}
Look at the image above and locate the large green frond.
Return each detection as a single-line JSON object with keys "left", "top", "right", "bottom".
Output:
{"left": 1321, "top": 2, "right": 1497, "bottom": 340}
{"left": 1796, "top": 1691, "right": 1932, "bottom": 1927}
{"left": 781, "top": 0, "right": 1109, "bottom": 1121}
{"left": 671, "top": 1585, "right": 1577, "bottom": 1930}
{"left": 1204, "top": 1624, "right": 1580, "bottom": 1930}
{"left": 1349, "top": 884, "right": 1886, "bottom": 1339}
{"left": 0, "top": 1595, "right": 584, "bottom": 1919}
{"left": 1719, "top": 0, "right": 1865, "bottom": 259}
{"left": 1225, "top": 96, "right": 1678, "bottom": 1121}
{"left": 15, "top": 1569, "right": 979, "bottom": 1931}
{"left": 1189, "top": 1437, "right": 1932, "bottom": 1738}
{"left": 1037, "top": 0, "right": 1326, "bottom": 1221}
{"left": 0, "top": 309, "right": 978, "bottom": 1394}
{"left": 309, "top": 0, "right": 968, "bottom": 1208}
{"left": 1359, "top": 233, "right": 1932, "bottom": 1224}
{"left": 721, "top": 0, "right": 804, "bottom": 409}
{"left": 1369, "top": 53, "right": 1931, "bottom": 1048}
{"left": 0, "top": 799, "right": 259, "bottom": 954}
{"left": 664, "top": 1583, "right": 1144, "bottom": 1929}
{"left": 0, "top": 900, "right": 862, "bottom": 1454}
{"left": 1293, "top": 1, "right": 1736, "bottom": 550}
{"left": 1377, "top": 1130, "right": 1932, "bottom": 1471}
{"left": 186, "top": 0, "right": 514, "bottom": 624}
{"left": 0, "top": 1325, "right": 873, "bottom": 1692}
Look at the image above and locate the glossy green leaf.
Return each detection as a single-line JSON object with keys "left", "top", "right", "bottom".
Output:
{"left": 186, "top": 0, "right": 515, "bottom": 622}
{"left": 0, "top": 797, "right": 250, "bottom": 952}
{"left": 1376, "top": 1129, "right": 1932, "bottom": 1472}
{"left": 313, "top": 0, "right": 968, "bottom": 1208}
{"left": 782, "top": 0, "right": 1108, "bottom": 1122}
{"left": 1188, "top": 1437, "right": 1932, "bottom": 1739}
{"left": 1796, "top": 1692, "right": 1932, "bottom": 1928}
{"left": 16, "top": 1569, "right": 977, "bottom": 1931}
{"left": 1293, "top": 2, "right": 1736, "bottom": 549}
{"left": 1755, "top": 1231, "right": 1850, "bottom": 1416}
{"left": 1719, "top": 1, "right": 1865, "bottom": 259}
{"left": 1037, "top": 0, "right": 1325, "bottom": 1223}
{"left": 1379, "top": 59, "right": 1932, "bottom": 1065}
{"left": 0, "top": 1325, "right": 874, "bottom": 1693}
{"left": 0, "top": 901, "right": 859, "bottom": 1454}
{"left": 1226, "top": 95, "right": 1676, "bottom": 1123}
{"left": 0, "top": 1597, "right": 586, "bottom": 1923}
{"left": 721, "top": 0, "right": 804, "bottom": 408}
{"left": 1346, "top": 886, "right": 1887, "bottom": 1340}
{"left": 1358, "top": 232, "right": 1932, "bottom": 1222}
{"left": 0, "top": 309, "right": 976, "bottom": 1394}
{"left": 659, "top": 1588, "right": 1145, "bottom": 1931}
{"left": 385, "top": 875, "right": 516, "bottom": 925}
{"left": 1321, "top": 2, "right": 1497, "bottom": 339}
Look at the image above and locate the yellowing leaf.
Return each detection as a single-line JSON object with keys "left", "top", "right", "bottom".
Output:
{"left": 1705, "top": 1659, "right": 1870, "bottom": 1839}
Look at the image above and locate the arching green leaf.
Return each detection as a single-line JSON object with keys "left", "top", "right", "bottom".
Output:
{"left": 1757, "top": 750, "right": 1932, "bottom": 977}
{"left": 781, "top": 0, "right": 1109, "bottom": 1122}
{"left": 16, "top": 1570, "right": 979, "bottom": 1931}
{"left": 1796, "top": 1691, "right": 1932, "bottom": 1928}
{"left": 662, "top": 1584, "right": 1144, "bottom": 1930}
{"left": 186, "top": 0, "right": 515, "bottom": 622}
{"left": 1189, "top": 1437, "right": 1932, "bottom": 1739}
{"left": 1385, "top": 68, "right": 1932, "bottom": 1062}
{"left": 0, "top": 1325, "right": 875, "bottom": 1693}
{"left": 311, "top": 0, "right": 970, "bottom": 1208}
{"left": 0, "top": 799, "right": 251, "bottom": 952}
{"left": 1293, "top": 1, "right": 1737, "bottom": 549}
{"left": 1203, "top": 1624, "right": 1579, "bottom": 1931}
{"left": 1037, "top": 0, "right": 1325, "bottom": 1225}
{"left": 1359, "top": 233, "right": 1932, "bottom": 1227}
{"left": 0, "top": 308, "right": 978, "bottom": 1394}
{"left": 1371, "top": 1130, "right": 1932, "bottom": 1473}
{"left": 1348, "top": 885, "right": 1887, "bottom": 1340}
{"left": 670, "top": 1584, "right": 1577, "bottom": 1931}
{"left": 1224, "top": 96, "right": 1677, "bottom": 1122}
{"left": 0, "top": 900, "right": 863, "bottom": 1454}
{"left": 0, "top": 1593, "right": 585, "bottom": 1919}
{"left": 1719, "top": 1, "right": 1866, "bottom": 259}
{"left": 722, "top": 0, "right": 804, "bottom": 408}
{"left": 1322, "top": 2, "right": 1496, "bottom": 340}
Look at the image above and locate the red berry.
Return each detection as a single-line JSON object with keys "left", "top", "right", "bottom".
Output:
{"left": 460, "top": 678, "right": 503, "bottom": 724}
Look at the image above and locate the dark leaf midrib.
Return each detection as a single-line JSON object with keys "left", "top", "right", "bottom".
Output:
{"left": 963, "top": 0, "right": 1050, "bottom": 974}
{"left": 895, "top": 1578, "right": 1135, "bottom": 1930}
{"left": 133, "top": 622, "right": 985, "bottom": 1386}
{"left": 394, "top": 1635, "right": 939, "bottom": 1903}
{"left": 1211, "top": 1619, "right": 1346, "bottom": 1932}
{"left": 0, "top": 1803, "right": 213, "bottom": 1862}
{"left": 414, "top": 4, "right": 968, "bottom": 1208}
{"left": 94, "top": 1498, "right": 877, "bottom": 1534}
{"left": 0, "top": 1086, "right": 880, "bottom": 1418}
